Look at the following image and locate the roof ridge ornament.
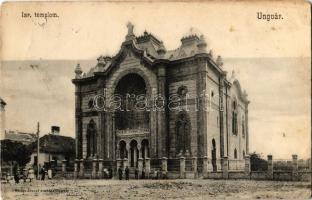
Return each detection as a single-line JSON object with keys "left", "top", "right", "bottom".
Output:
{"left": 216, "top": 55, "right": 223, "bottom": 67}
{"left": 208, "top": 49, "right": 213, "bottom": 59}
{"left": 157, "top": 41, "right": 166, "bottom": 58}
{"left": 231, "top": 70, "right": 236, "bottom": 80}
{"left": 197, "top": 34, "right": 207, "bottom": 53}
{"left": 75, "top": 63, "right": 83, "bottom": 78}
{"left": 126, "top": 22, "right": 135, "bottom": 41}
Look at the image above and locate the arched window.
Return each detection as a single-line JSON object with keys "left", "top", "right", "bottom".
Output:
{"left": 243, "top": 150, "right": 245, "bottom": 158}
{"left": 88, "top": 98, "right": 94, "bottom": 109}
{"left": 115, "top": 73, "right": 149, "bottom": 130}
{"left": 119, "top": 140, "right": 127, "bottom": 159}
{"left": 234, "top": 148, "right": 237, "bottom": 159}
{"left": 176, "top": 112, "right": 191, "bottom": 155}
{"left": 177, "top": 85, "right": 188, "bottom": 98}
{"left": 87, "top": 119, "right": 97, "bottom": 158}
{"left": 232, "top": 100, "right": 238, "bottom": 135}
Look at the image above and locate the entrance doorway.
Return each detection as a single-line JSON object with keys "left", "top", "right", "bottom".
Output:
{"left": 130, "top": 140, "right": 139, "bottom": 167}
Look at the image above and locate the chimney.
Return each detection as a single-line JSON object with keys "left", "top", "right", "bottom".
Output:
{"left": 51, "top": 126, "right": 60, "bottom": 135}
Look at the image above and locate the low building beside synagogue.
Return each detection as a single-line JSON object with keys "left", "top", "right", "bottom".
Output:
{"left": 28, "top": 127, "right": 75, "bottom": 167}
{"left": 72, "top": 23, "right": 250, "bottom": 178}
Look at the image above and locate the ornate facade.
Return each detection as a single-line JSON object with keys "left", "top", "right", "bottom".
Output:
{"left": 72, "top": 23, "right": 250, "bottom": 176}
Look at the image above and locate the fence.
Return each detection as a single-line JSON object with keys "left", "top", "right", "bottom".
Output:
{"left": 249, "top": 154, "right": 311, "bottom": 182}
{"left": 51, "top": 154, "right": 310, "bottom": 181}
{"left": 228, "top": 159, "right": 245, "bottom": 171}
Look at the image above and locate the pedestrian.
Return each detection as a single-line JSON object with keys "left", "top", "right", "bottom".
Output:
{"left": 48, "top": 167, "right": 52, "bottom": 179}
{"left": 109, "top": 168, "right": 113, "bottom": 179}
{"left": 13, "top": 163, "right": 19, "bottom": 184}
{"left": 134, "top": 167, "right": 138, "bottom": 179}
{"left": 125, "top": 166, "right": 129, "bottom": 180}
{"left": 142, "top": 168, "right": 145, "bottom": 179}
{"left": 23, "top": 168, "right": 28, "bottom": 183}
{"left": 154, "top": 170, "right": 158, "bottom": 180}
{"left": 28, "top": 168, "right": 35, "bottom": 182}
{"left": 41, "top": 166, "right": 46, "bottom": 181}
{"left": 118, "top": 166, "right": 123, "bottom": 180}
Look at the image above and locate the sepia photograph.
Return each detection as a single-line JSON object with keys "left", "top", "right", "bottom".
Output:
{"left": 0, "top": 1, "right": 311, "bottom": 199}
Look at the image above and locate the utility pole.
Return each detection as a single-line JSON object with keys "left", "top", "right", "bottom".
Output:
{"left": 37, "top": 122, "right": 40, "bottom": 180}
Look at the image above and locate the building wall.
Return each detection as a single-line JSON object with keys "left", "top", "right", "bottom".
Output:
{"left": 168, "top": 79, "right": 197, "bottom": 157}
{"left": 228, "top": 82, "right": 247, "bottom": 160}
{"left": 206, "top": 65, "right": 221, "bottom": 162}
{"left": 29, "top": 152, "right": 68, "bottom": 167}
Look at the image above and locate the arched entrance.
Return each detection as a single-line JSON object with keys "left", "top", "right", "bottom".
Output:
{"left": 113, "top": 73, "right": 151, "bottom": 174}
{"left": 119, "top": 140, "right": 127, "bottom": 159}
{"left": 130, "top": 140, "right": 139, "bottom": 167}
{"left": 114, "top": 73, "right": 149, "bottom": 131}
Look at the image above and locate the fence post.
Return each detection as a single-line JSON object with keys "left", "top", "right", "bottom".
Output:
{"left": 92, "top": 159, "right": 97, "bottom": 179}
{"left": 138, "top": 158, "right": 143, "bottom": 178}
{"left": 180, "top": 156, "right": 185, "bottom": 179}
{"left": 222, "top": 156, "right": 228, "bottom": 179}
{"left": 123, "top": 158, "right": 128, "bottom": 169}
{"left": 203, "top": 156, "right": 208, "bottom": 175}
{"left": 192, "top": 157, "right": 198, "bottom": 178}
{"left": 292, "top": 154, "right": 298, "bottom": 181}
{"left": 267, "top": 155, "right": 273, "bottom": 180}
{"left": 162, "top": 157, "right": 168, "bottom": 178}
{"left": 74, "top": 159, "right": 79, "bottom": 179}
{"left": 98, "top": 159, "right": 103, "bottom": 178}
{"left": 116, "top": 158, "right": 121, "bottom": 169}
{"left": 62, "top": 160, "right": 67, "bottom": 176}
{"left": 79, "top": 159, "right": 84, "bottom": 178}
{"left": 145, "top": 158, "right": 151, "bottom": 179}
{"left": 244, "top": 155, "right": 251, "bottom": 174}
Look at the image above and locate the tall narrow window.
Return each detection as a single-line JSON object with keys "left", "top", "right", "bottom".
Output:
{"left": 234, "top": 148, "right": 237, "bottom": 159}
{"left": 232, "top": 100, "right": 238, "bottom": 135}
{"left": 176, "top": 112, "right": 191, "bottom": 155}
{"left": 87, "top": 119, "right": 97, "bottom": 158}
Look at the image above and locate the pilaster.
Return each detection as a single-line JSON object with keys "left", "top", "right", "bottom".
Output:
{"left": 157, "top": 65, "right": 168, "bottom": 158}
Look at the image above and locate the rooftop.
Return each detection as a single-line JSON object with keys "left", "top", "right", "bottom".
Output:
{"left": 29, "top": 134, "right": 75, "bottom": 154}
{"left": 4, "top": 130, "right": 37, "bottom": 145}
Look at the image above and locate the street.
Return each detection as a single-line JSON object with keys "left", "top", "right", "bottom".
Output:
{"left": 1, "top": 179, "right": 310, "bottom": 199}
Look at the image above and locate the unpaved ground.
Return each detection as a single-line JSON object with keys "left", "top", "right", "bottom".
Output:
{"left": 1, "top": 179, "right": 310, "bottom": 200}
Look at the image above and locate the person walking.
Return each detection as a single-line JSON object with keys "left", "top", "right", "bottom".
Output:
{"left": 125, "top": 166, "right": 129, "bottom": 180}
{"left": 13, "top": 163, "right": 19, "bottom": 184}
{"left": 142, "top": 168, "right": 145, "bottom": 179}
{"left": 28, "top": 168, "right": 35, "bottom": 182}
{"left": 48, "top": 167, "right": 52, "bottom": 179}
{"left": 41, "top": 166, "right": 46, "bottom": 181}
{"left": 118, "top": 166, "right": 123, "bottom": 180}
{"left": 134, "top": 167, "right": 138, "bottom": 179}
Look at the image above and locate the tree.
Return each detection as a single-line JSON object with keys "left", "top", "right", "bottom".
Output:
{"left": 250, "top": 152, "right": 268, "bottom": 171}
{"left": 1, "top": 139, "right": 32, "bottom": 167}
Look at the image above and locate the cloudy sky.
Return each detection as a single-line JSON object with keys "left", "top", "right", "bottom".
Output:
{"left": 1, "top": 1, "right": 311, "bottom": 159}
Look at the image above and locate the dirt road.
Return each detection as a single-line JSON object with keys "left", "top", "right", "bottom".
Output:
{"left": 1, "top": 179, "right": 310, "bottom": 199}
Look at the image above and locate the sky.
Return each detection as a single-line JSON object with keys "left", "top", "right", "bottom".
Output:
{"left": 0, "top": 1, "right": 311, "bottom": 159}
